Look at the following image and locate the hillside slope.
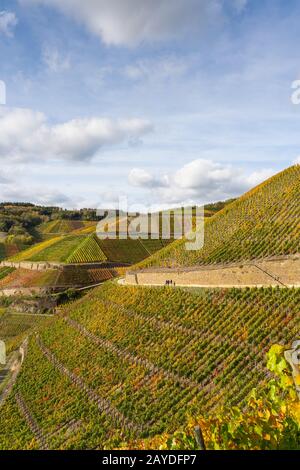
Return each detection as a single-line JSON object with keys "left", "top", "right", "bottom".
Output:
{"left": 38, "top": 220, "right": 97, "bottom": 235}
{"left": 137, "top": 165, "right": 300, "bottom": 269}
{"left": 8, "top": 234, "right": 172, "bottom": 265}
{"left": 0, "top": 243, "right": 24, "bottom": 262}
{"left": 0, "top": 282, "right": 299, "bottom": 449}
{"left": 8, "top": 235, "right": 107, "bottom": 264}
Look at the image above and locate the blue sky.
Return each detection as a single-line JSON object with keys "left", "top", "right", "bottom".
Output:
{"left": 0, "top": 0, "right": 300, "bottom": 209}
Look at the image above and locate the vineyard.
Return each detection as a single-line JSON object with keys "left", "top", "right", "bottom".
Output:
{"left": 0, "top": 243, "right": 23, "bottom": 262}
{"left": 0, "top": 282, "right": 299, "bottom": 449}
{"left": 28, "top": 236, "right": 88, "bottom": 263}
{"left": 39, "top": 220, "right": 97, "bottom": 235}
{"left": 122, "top": 345, "right": 300, "bottom": 450}
{"left": 98, "top": 238, "right": 172, "bottom": 264}
{"left": 66, "top": 235, "right": 107, "bottom": 264}
{"left": 0, "top": 269, "right": 59, "bottom": 289}
{"left": 137, "top": 165, "right": 300, "bottom": 269}
{"left": 8, "top": 235, "right": 106, "bottom": 264}
{"left": 0, "top": 267, "right": 15, "bottom": 281}
{"left": 0, "top": 266, "right": 116, "bottom": 289}
{"left": 7, "top": 233, "right": 172, "bottom": 265}
{"left": 9, "top": 236, "right": 63, "bottom": 263}
{"left": 55, "top": 267, "right": 115, "bottom": 287}
{"left": 0, "top": 312, "right": 50, "bottom": 355}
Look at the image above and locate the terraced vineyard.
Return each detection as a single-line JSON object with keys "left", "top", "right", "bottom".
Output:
{"left": 38, "top": 220, "right": 97, "bottom": 235}
{"left": 28, "top": 236, "right": 88, "bottom": 263}
{"left": 8, "top": 233, "right": 172, "bottom": 265}
{"left": 55, "top": 267, "right": 115, "bottom": 287}
{"left": 0, "top": 269, "right": 59, "bottom": 289}
{"left": 1, "top": 282, "right": 299, "bottom": 449}
{"left": 137, "top": 165, "right": 300, "bottom": 269}
{"left": 0, "top": 396, "right": 38, "bottom": 450}
{"left": 0, "top": 266, "right": 114, "bottom": 289}
{"left": 66, "top": 235, "right": 107, "bottom": 263}
{"left": 9, "top": 237, "right": 63, "bottom": 263}
{"left": 0, "top": 312, "right": 50, "bottom": 355}
{"left": 0, "top": 267, "right": 15, "bottom": 281}
{"left": 8, "top": 235, "right": 106, "bottom": 264}
{"left": 98, "top": 239, "right": 172, "bottom": 264}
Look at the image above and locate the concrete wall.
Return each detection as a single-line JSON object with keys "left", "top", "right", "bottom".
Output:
{"left": 125, "top": 255, "right": 300, "bottom": 288}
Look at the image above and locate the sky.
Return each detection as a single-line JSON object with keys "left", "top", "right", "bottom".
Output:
{"left": 0, "top": 0, "right": 300, "bottom": 210}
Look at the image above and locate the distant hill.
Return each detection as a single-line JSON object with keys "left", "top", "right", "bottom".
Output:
{"left": 0, "top": 203, "right": 102, "bottom": 247}
{"left": 136, "top": 165, "right": 300, "bottom": 268}
{"left": 0, "top": 201, "right": 229, "bottom": 266}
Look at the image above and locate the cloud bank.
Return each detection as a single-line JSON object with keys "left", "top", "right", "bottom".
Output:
{"left": 21, "top": 0, "right": 225, "bottom": 46}
{"left": 0, "top": 108, "right": 152, "bottom": 162}
{"left": 128, "top": 159, "right": 274, "bottom": 205}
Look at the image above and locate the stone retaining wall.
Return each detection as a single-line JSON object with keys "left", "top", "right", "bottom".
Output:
{"left": 125, "top": 255, "right": 300, "bottom": 288}
{"left": 0, "top": 261, "right": 63, "bottom": 271}
{"left": 0, "top": 287, "right": 51, "bottom": 297}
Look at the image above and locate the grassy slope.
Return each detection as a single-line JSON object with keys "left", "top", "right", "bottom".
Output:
{"left": 1, "top": 282, "right": 299, "bottom": 449}
{"left": 28, "top": 236, "right": 83, "bottom": 262}
{"left": 9, "top": 236, "right": 63, "bottom": 263}
{"left": 136, "top": 165, "right": 300, "bottom": 269}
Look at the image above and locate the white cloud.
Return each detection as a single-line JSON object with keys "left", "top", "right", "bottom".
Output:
{"left": 128, "top": 168, "right": 168, "bottom": 188}
{"left": 124, "top": 56, "right": 189, "bottom": 81}
{"left": 0, "top": 108, "right": 153, "bottom": 162}
{"left": 174, "top": 160, "right": 237, "bottom": 190}
{"left": 293, "top": 156, "right": 300, "bottom": 164}
{"left": 21, "top": 0, "right": 222, "bottom": 46}
{"left": 42, "top": 47, "right": 70, "bottom": 72}
{"left": 128, "top": 159, "right": 275, "bottom": 205}
{"left": 0, "top": 11, "right": 18, "bottom": 37}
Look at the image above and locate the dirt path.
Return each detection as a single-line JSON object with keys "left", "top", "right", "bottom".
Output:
{"left": 124, "top": 255, "right": 300, "bottom": 289}
{"left": 119, "top": 279, "right": 299, "bottom": 289}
